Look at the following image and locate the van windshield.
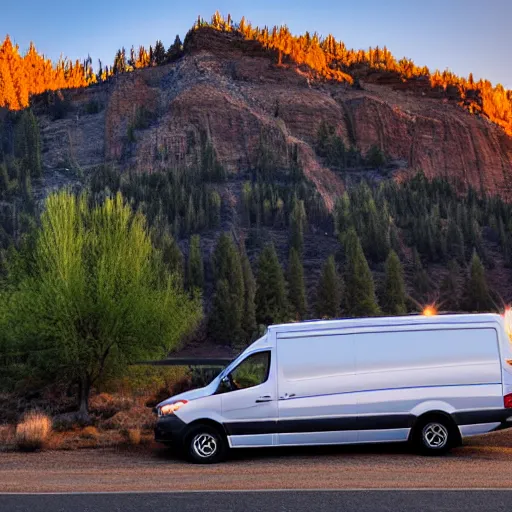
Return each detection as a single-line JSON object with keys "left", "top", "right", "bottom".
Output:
{"left": 214, "top": 334, "right": 267, "bottom": 382}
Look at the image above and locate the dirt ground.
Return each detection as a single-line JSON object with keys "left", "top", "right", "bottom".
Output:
{"left": 0, "top": 430, "right": 511, "bottom": 492}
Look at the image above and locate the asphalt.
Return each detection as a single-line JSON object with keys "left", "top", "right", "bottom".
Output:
{"left": 1, "top": 490, "right": 512, "bottom": 512}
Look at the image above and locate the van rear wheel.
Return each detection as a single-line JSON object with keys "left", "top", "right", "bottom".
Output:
{"left": 185, "top": 424, "right": 227, "bottom": 464}
{"left": 412, "top": 416, "right": 457, "bottom": 455}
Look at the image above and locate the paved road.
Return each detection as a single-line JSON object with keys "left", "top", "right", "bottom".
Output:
{"left": 1, "top": 490, "right": 512, "bottom": 512}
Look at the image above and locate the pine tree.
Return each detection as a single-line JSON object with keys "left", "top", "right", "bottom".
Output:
{"left": 499, "top": 217, "right": 512, "bottom": 267}
{"left": 316, "top": 255, "right": 341, "bottom": 319}
{"left": 185, "top": 195, "right": 195, "bottom": 234}
{"left": 0, "top": 162, "right": 9, "bottom": 198}
{"left": 113, "top": 48, "right": 127, "bottom": 74}
{"left": 382, "top": 250, "right": 407, "bottom": 315}
{"left": 241, "top": 182, "right": 252, "bottom": 227}
{"left": 446, "top": 216, "right": 465, "bottom": 263}
{"left": 210, "top": 233, "right": 245, "bottom": 343}
{"left": 209, "top": 190, "right": 221, "bottom": 228}
{"left": 209, "top": 279, "right": 236, "bottom": 345}
{"left": 334, "top": 192, "right": 351, "bottom": 236}
{"left": 166, "top": 35, "right": 183, "bottom": 63}
{"left": 412, "top": 247, "right": 430, "bottom": 297}
{"left": 288, "top": 248, "right": 307, "bottom": 319}
{"left": 161, "top": 233, "right": 184, "bottom": 285}
{"left": 366, "top": 144, "right": 386, "bottom": 168}
{"left": 344, "top": 228, "right": 380, "bottom": 316}
{"left": 465, "top": 250, "right": 493, "bottom": 312}
{"left": 439, "top": 260, "right": 460, "bottom": 312}
{"left": 289, "top": 198, "right": 306, "bottom": 255}
{"left": 255, "top": 244, "right": 289, "bottom": 325}
{"left": 154, "top": 40, "right": 166, "bottom": 66}
{"left": 240, "top": 241, "right": 257, "bottom": 341}
{"left": 187, "top": 235, "right": 204, "bottom": 291}
{"left": 17, "top": 110, "right": 41, "bottom": 178}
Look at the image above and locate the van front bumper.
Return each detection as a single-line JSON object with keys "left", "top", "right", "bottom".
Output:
{"left": 154, "top": 415, "right": 188, "bottom": 446}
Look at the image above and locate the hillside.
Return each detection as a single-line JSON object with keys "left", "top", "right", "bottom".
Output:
{"left": 27, "top": 26, "right": 512, "bottom": 202}
{"left": 2, "top": 22, "right": 512, "bottom": 349}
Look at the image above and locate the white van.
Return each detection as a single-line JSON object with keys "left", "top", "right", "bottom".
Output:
{"left": 155, "top": 313, "right": 512, "bottom": 463}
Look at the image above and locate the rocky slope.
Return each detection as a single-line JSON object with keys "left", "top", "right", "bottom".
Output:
{"left": 34, "top": 28, "right": 512, "bottom": 206}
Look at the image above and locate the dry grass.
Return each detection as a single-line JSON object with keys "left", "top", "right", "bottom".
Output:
{"left": 0, "top": 424, "right": 15, "bottom": 451}
{"left": 124, "top": 428, "right": 141, "bottom": 446}
{"left": 15, "top": 412, "right": 52, "bottom": 452}
{"left": 101, "top": 402, "right": 155, "bottom": 431}
{"left": 89, "top": 393, "right": 132, "bottom": 419}
{"left": 80, "top": 426, "right": 99, "bottom": 440}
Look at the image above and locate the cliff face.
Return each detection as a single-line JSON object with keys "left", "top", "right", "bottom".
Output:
{"left": 38, "top": 28, "right": 512, "bottom": 205}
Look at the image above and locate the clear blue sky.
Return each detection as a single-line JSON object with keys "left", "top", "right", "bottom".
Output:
{"left": 2, "top": 0, "right": 510, "bottom": 88}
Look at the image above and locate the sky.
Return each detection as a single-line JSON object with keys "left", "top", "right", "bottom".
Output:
{"left": 1, "top": 0, "right": 510, "bottom": 89}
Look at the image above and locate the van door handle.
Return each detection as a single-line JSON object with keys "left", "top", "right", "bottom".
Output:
{"left": 279, "top": 393, "right": 296, "bottom": 400}
{"left": 255, "top": 396, "right": 272, "bottom": 403}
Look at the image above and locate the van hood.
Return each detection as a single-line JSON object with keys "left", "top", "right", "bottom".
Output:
{"left": 156, "top": 377, "right": 220, "bottom": 408}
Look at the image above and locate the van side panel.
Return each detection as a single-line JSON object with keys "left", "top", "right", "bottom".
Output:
{"left": 277, "top": 333, "right": 358, "bottom": 445}
{"left": 355, "top": 327, "right": 502, "bottom": 438}
{"left": 276, "top": 326, "right": 503, "bottom": 445}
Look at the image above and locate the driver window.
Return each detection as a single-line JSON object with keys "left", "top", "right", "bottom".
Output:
{"left": 228, "top": 351, "right": 271, "bottom": 391}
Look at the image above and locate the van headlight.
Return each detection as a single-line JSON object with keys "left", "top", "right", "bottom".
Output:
{"left": 157, "top": 400, "right": 188, "bottom": 417}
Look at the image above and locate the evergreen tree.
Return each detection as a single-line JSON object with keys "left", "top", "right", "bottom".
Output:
{"left": 209, "top": 279, "right": 236, "bottom": 345}
{"left": 160, "top": 233, "right": 184, "bottom": 285}
{"left": 255, "top": 244, "right": 289, "bottom": 325}
{"left": 316, "top": 255, "right": 342, "bottom": 319}
{"left": 241, "top": 182, "right": 252, "bottom": 227}
{"left": 15, "top": 110, "right": 41, "bottom": 178}
{"left": 412, "top": 247, "right": 430, "bottom": 297}
{"left": 166, "top": 35, "right": 183, "bottom": 63}
{"left": 185, "top": 195, "right": 196, "bottom": 234}
{"left": 289, "top": 198, "right": 306, "bottom": 255}
{"left": 446, "top": 216, "right": 465, "bottom": 263}
{"left": 366, "top": 144, "right": 386, "bottom": 168}
{"left": 0, "top": 162, "right": 9, "bottom": 198}
{"left": 240, "top": 241, "right": 257, "bottom": 341}
{"left": 210, "top": 233, "right": 245, "bottom": 343}
{"left": 439, "top": 260, "right": 460, "bottom": 312}
{"left": 113, "top": 47, "right": 127, "bottom": 74}
{"left": 154, "top": 40, "right": 166, "bottom": 66}
{"left": 209, "top": 190, "right": 221, "bottom": 228}
{"left": 334, "top": 192, "right": 351, "bottom": 236}
{"left": 187, "top": 235, "right": 204, "bottom": 291}
{"left": 343, "top": 228, "right": 380, "bottom": 316}
{"left": 364, "top": 198, "right": 390, "bottom": 262}
{"left": 288, "top": 248, "right": 307, "bottom": 320}
{"left": 316, "top": 121, "right": 334, "bottom": 158}
{"left": 499, "top": 217, "right": 512, "bottom": 267}
{"left": 382, "top": 250, "right": 407, "bottom": 315}
{"left": 465, "top": 250, "right": 493, "bottom": 312}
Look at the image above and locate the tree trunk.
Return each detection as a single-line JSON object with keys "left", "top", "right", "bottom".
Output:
{"left": 77, "top": 374, "right": 91, "bottom": 421}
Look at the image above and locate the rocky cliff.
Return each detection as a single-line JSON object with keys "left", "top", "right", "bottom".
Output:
{"left": 36, "top": 28, "right": 512, "bottom": 206}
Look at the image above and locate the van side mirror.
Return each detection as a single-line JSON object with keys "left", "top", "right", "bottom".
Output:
{"left": 217, "top": 376, "right": 232, "bottom": 394}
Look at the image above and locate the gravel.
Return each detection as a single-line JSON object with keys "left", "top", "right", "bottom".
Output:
{"left": 0, "top": 430, "right": 511, "bottom": 493}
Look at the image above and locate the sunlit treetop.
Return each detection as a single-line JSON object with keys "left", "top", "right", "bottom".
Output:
{"left": 0, "top": 11, "right": 511, "bottom": 137}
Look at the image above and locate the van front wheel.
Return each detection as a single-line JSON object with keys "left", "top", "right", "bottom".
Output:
{"left": 186, "top": 424, "right": 227, "bottom": 464}
{"left": 412, "top": 416, "right": 456, "bottom": 455}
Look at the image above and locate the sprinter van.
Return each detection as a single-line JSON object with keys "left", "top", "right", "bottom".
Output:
{"left": 155, "top": 314, "right": 512, "bottom": 463}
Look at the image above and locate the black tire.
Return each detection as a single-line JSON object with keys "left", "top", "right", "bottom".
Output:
{"left": 411, "top": 415, "right": 458, "bottom": 456}
{"left": 185, "top": 424, "right": 227, "bottom": 464}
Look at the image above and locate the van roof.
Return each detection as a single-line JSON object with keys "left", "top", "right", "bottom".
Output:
{"left": 269, "top": 313, "right": 503, "bottom": 333}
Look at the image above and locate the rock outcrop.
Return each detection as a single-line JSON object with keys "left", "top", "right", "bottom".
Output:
{"left": 37, "top": 28, "right": 512, "bottom": 206}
